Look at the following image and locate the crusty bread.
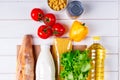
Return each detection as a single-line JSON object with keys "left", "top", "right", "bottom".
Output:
{"left": 17, "top": 35, "right": 34, "bottom": 80}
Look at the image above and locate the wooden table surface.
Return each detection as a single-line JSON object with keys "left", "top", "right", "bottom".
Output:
{"left": 0, "top": 0, "right": 119, "bottom": 80}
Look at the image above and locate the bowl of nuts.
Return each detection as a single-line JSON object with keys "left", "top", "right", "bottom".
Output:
{"left": 48, "top": 0, "right": 67, "bottom": 11}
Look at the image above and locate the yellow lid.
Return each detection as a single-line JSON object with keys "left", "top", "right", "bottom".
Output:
{"left": 93, "top": 36, "right": 100, "bottom": 41}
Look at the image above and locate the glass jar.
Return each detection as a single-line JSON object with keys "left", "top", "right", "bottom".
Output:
{"left": 67, "top": 0, "right": 84, "bottom": 19}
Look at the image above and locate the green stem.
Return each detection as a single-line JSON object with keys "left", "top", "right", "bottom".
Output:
{"left": 53, "top": 31, "right": 58, "bottom": 34}
{"left": 82, "top": 23, "right": 85, "bottom": 26}
{"left": 46, "top": 18, "right": 50, "bottom": 22}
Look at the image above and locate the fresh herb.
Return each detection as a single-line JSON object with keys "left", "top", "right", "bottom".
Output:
{"left": 60, "top": 50, "right": 91, "bottom": 80}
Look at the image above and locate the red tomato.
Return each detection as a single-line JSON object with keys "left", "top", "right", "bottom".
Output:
{"left": 37, "top": 25, "right": 52, "bottom": 39}
{"left": 52, "top": 23, "right": 65, "bottom": 37}
{"left": 31, "top": 8, "right": 44, "bottom": 21}
{"left": 43, "top": 13, "right": 56, "bottom": 26}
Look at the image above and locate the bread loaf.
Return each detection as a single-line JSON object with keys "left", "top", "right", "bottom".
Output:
{"left": 17, "top": 35, "right": 34, "bottom": 80}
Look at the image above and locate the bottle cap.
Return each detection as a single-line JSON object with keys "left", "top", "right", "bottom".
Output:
{"left": 93, "top": 36, "right": 100, "bottom": 41}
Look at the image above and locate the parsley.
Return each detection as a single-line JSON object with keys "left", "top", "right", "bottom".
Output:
{"left": 60, "top": 50, "right": 91, "bottom": 80}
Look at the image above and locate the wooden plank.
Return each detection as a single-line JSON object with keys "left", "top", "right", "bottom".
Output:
{"left": 105, "top": 72, "right": 118, "bottom": 80}
{"left": 0, "top": 56, "right": 16, "bottom": 73}
{"left": 0, "top": 55, "right": 118, "bottom": 73}
{"left": 0, "top": 36, "right": 118, "bottom": 55}
{"left": 0, "top": 2, "right": 118, "bottom": 19}
{"left": 0, "top": 20, "right": 40, "bottom": 38}
{"left": 82, "top": 0, "right": 118, "bottom": 1}
{"left": 0, "top": 72, "right": 118, "bottom": 80}
{"left": 0, "top": 74, "right": 15, "bottom": 80}
{"left": 105, "top": 55, "right": 118, "bottom": 71}
{"left": 118, "top": 8, "right": 120, "bottom": 80}
{"left": 85, "top": 37, "right": 119, "bottom": 54}
{"left": 0, "top": 0, "right": 118, "bottom": 2}
{"left": 59, "top": 20, "right": 119, "bottom": 37}
{"left": 0, "top": 20, "right": 118, "bottom": 38}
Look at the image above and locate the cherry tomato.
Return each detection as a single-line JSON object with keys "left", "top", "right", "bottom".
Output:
{"left": 31, "top": 8, "right": 44, "bottom": 21}
{"left": 52, "top": 23, "right": 65, "bottom": 37}
{"left": 43, "top": 13, "right": 56, "bottom": 26}
{"left": 37, "top": 25, "right": 52, "bottom": 39}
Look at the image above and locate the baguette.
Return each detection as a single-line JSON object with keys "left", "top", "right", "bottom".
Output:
{"left": 17, "top": 35, "right": 34, "bottom": 80}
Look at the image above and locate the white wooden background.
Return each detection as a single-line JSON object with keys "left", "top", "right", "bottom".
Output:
{"left": 0, "top": 0, "right": 119, "bottom": 80}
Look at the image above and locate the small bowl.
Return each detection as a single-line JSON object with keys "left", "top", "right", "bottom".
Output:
{"left": 47, "top": 0, "right": 68, "bottom": 12}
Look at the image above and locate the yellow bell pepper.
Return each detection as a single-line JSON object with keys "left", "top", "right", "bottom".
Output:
{"left": 69, "top": 21, "right": 88, "bottom": 42}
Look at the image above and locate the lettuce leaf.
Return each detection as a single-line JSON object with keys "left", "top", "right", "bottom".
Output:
{"left": 60, "top": 50, "right": 91, "bottom": 80}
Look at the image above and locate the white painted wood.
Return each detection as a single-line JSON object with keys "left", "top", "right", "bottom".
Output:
{"left": 0, "top": 0, "right": 119, "bottom": 79}
{"left": 118, "top": 20, "right": 120, "bottom": 52}
{"left": 0, "top": 20, "right": 118, "bottom": 38}
{"left": 0, "top": 36, "right": 118, "bottom": 55}
{"left": 0, "top": 0, "right": 118, "bottom": 2}
{"left": 0, "top": 55, "right": 118, "bottom": 73}
{"left": 0, "top": 74, "right": 15, "bottom": 80}
{"left": 59, "top": 20, "right": 119, "bottom": 37}
{"left": 0, "top": 56, "right": 16, "bottom": 73}
{"left": 105, "top": 55, "right": 118, "bottom": 71}
{"left": 85, "top": 37, "right": 119, "bottom": 53}
{"left": 119, "top": 52, "right": 120, "bottom": 80}
{"left": 0, "top": 2, "right": 118, "bottom": 19}
{"left": 105, "top": 72, "right": 118, "bottom": 80}
{"left": 0, "top": 72, "right": 118, "bottom": 80}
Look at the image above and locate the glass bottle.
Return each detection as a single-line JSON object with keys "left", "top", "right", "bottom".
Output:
{"left": 36, "top": 45, "right": 55, "bottom": 80}
{"left": 87, "top": 36, "right": 106, "bottom": 80}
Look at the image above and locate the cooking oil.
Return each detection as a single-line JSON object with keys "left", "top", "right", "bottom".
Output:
{"left": 87, "top": 36, "right": 106, "bottom": 80}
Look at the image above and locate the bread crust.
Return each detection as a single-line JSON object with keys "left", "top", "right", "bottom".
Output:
{"left": 17, "top": 35, "right": 34, "bottom": 80}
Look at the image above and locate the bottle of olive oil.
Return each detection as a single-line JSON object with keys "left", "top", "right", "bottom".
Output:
{"left": 87, "top": 36, "right": 106, "bottom": 80}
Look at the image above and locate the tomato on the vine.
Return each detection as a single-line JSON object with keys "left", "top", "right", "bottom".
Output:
{"left": 31, "top": 8, "right": 44, "bottom": 21}
{"left": 52, "top": 23, "right": 65, "bottom": 37}
{"left": 37, "top": 25, "right": 52, "bottom": 39}
{"left": 43, "top": 13, "right": 56, "bottom": 26}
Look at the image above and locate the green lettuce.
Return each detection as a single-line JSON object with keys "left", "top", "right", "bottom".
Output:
{"left": 60, "top": 50, "right": 91, "bottom": 80}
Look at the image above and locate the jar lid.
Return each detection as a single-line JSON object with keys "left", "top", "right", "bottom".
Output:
{"left": 67, "top": 1, "right": 84, "bottom": 17}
